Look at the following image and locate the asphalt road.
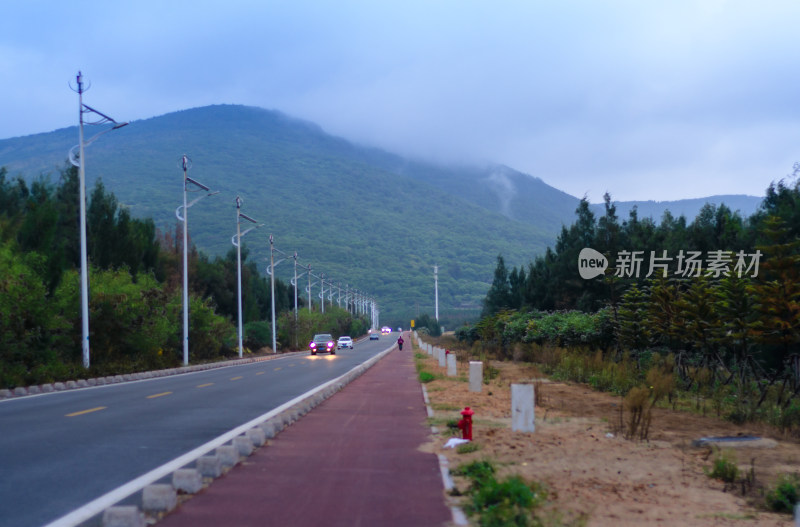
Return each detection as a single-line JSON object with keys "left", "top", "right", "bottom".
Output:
{"left": 0, "top": 335, "right": 395, "bottom": 527}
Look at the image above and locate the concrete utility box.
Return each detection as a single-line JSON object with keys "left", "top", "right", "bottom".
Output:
{"left": 469, "top": 362, "right": 483, "bottom": 392}
{"left": 446, "top": 353, "right": 457, "bottom": 377}
{"left": 511, "top": 384, "right": 535, "bottom": 433}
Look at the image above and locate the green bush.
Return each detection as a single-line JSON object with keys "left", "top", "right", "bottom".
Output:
{"left": 453, "top": 460, "right": 496, "bottom": 489}
{"left": 469, "top": 476, "right": 546, "bottom": 527}
{"left": 419, "top": 371, "right": 436, "bottom": 383}
{"left": 766, "top": 473, "right": 800, "bottom": 514}
{"left": 707, "top": 450, "right": 739, "bottom": 483}
{"left": 244, "top": 320, "right": 272, "bottom": 350}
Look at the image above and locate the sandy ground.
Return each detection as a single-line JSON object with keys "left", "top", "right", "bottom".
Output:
{"left": 418, "top": 349, "right": 798, "bottom": 526}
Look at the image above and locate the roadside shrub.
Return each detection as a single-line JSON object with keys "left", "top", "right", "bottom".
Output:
{"left": 624, "top": 385, "right": 652, "bottom": 440}
{"left": 244, "top": 320, "right": 272, "bottom": 350}
{"left": 468, "top": 476, "right": 547, "bottom": 527}
{"left": 707, "top": 450, "right": 739, "bottom": 483}
{"left": 766, "top": 473, "right": 800, "bottom": 513}
{"left": 453, "top": 460, "right": 496, "bottom": 490}
{"left": 419, "top": 371, "right": 436, "bottom": 383}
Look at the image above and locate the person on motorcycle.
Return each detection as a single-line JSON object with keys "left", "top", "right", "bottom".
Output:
{"left": 397, "top": 335, "right": 404, "bottom": 350}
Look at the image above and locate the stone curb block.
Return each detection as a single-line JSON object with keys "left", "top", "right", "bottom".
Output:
{"left": 172, "top": 468, "right": 203, "bottom": 494}
{"left": 233, "top": 435, "right": 254, "bottom": 456}
{"left": 196, "top": 455, "right": 222, "bottom": 478}
{"left": 260, "top": 421, "right": 278, "bottom": 439}
{"left": 142, "top": 484, "right": 177, "bottom": 513}
{"left": 41, "top": 384, "right": 54, "bottom": 393}
{"left": 247, "top": 427, "right": 266, "bottom": 447}
{"left": 0, "top": 389, "right": 12, "bottom": 399}
{"left": 54, "top": 382, "right": 65, "bottom": 391}
{"left": 77, "top": 380, "right": 88, "bottom": 388}
{"left": 216, "top": 445, "right": 239, "bottom": 468}
{"left": 28, "top": 386, "right": 42, "bottom": 395}
{"left": 102, "top": 505, "right": 145, "bottom": 527}
{"left": 13, "top": 387, "right": 27, "bottom": 396}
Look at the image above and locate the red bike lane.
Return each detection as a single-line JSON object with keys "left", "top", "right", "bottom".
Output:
{"left": 159, "top": 336, "right": 452, "bottom": 527}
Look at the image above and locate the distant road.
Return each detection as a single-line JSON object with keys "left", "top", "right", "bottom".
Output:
{"left": 0, "top": 337, "right": 393, "bottom": 527}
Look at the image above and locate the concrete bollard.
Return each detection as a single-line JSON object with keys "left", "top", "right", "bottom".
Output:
{"left": 247, "top": 427, "right": 266, "bottom": 447}
{"left": 233, "top": 435, "right": 254, "bottom": 456}
{"left": 196, "top": 455, "right": 222, "bottom": 478}
{"left": 438, "top": 348, "right": 446, "bottom": 368}
{"left": 511, "top": 384, "right": 535, "bottom": 433}
{"left": 216, "top": 445, "right": 239, "bottom": 468}
{"left": 102, "top": 506, "right": 145, "bottom": 527}
{"left": 261, "top": 420, "right": 278, "bottom": 439}
{"left": 142, "top": 484, "right": 177, "bottom": 513}
{"left": 469, "top": 361, "right": 483, "bottom": 392}
{"left": 172, "top": 468, "right": 203, "bottom": 494}
{"left": 446, "top": 353, "right": 457, "bottom": 377}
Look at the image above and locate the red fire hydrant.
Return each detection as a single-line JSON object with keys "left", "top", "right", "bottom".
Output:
{"left": 458, "top": 406, "right": 474, "bottom": 440}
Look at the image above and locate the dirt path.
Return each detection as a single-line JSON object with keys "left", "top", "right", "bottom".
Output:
{"left": 421, "top": 354, "right": 796, "bottom": 526}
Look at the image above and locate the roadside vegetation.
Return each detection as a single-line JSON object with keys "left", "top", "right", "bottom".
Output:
{"left": 0, "top": 165, "right": 367, "bottom": 388}
{"left": 452, "top": 168, "right": 800, "bottom": 439}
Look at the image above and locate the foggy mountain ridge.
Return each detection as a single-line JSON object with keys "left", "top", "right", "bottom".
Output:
{"left": 0, "top": 104, "right": 764, "bottom": 320}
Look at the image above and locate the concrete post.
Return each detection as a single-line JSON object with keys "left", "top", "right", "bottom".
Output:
{"left": 102, "top": 506, "right": 145, "bottom": 527}
{"left": 446, "top": 353, "right": 457, "bottom": 376}
{"left": 511, "top": 384, "right": 535, "bottom": 433}
{"left": 469, "top": 361, "right": 483, "bottom": 392}
{"left": 438, "top": 348, "right": 446, "bottom": 368}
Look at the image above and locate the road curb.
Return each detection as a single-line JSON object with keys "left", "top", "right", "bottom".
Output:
{"left": 44, "top": 343, "right": 396, "bottom": 527}
{"left": 0, "top": 352, "right": 307, "bottom": 402}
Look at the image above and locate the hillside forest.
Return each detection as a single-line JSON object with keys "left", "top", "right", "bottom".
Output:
{"left": 457, "top": 168, "right": 800, "bottom": 433}
{"left": 0, "top": 164, "right": 369, "bottom": 389}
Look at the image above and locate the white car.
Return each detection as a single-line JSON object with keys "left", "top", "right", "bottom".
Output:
{"left": 337, "top": 336, "right": 353, "bottom": 349}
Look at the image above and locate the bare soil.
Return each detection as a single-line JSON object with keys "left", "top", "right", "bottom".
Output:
{"left": 418, "top": 351, "right": 798, "bottom": 526}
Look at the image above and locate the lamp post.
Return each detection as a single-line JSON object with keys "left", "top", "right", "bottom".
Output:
{"left": 306, "top": 264, "right": 313, "bottom": 312}
{"left": 266, "top": 235, "right": 289, "bottom": 354}
{"left": 176, "top": 155, "right": 217, "bottom": 366}
{"left": 319, "top": 273, "right": 326, "bottom": 314}
{"left": 69, "top": 71, "right": 128, "bottom": 368}
{"left": 434, "top": 264, "right": 439, "bottom": 323}
{"left": 231, "top": 196, "right": 261, "bottom": 358}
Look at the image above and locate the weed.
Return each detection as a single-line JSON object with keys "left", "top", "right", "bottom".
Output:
{"left": 706, "top": 450, "right": 739, "bottom": 483}
{"left": 765, "top": 473, "right": 800, "bottom": 514}
{"left": 457, "top": 442, "right": 481, "bottom": 454}
{"left": 624, "top": 386, "right": 652, "bottom": 440}
{"left": 468, "top": 476, "right": 547, "bottom": 527}
{"left": 419, "top": 371, "right": 436, "bottom": 383}
{"left": 453, "top": 460, "right": 496, "bottom": 489}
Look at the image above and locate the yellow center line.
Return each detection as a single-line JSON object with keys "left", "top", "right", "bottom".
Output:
{"left": 197, "top": 383, "right": 214, "bottom": 388}
{"left": 288, "top": 364, "right": 295, "bottom": 367}
{"left": 147, "top": 391, "right": 172, "bottom": 399}
{"left": 66, "top": 406, "right": 107, "bottom": 417}
{"left": 274, "top": 367, "right": 282, "bottom": 371}
{"left": 255, "top": 371, "right": 266, "bottom": 375}
{"left": 230, "top": 376, "right": 243, "bottom": 381}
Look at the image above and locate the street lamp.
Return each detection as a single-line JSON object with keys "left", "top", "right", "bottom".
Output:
{"left": 176, "top": 155, "right": 217, "bottom": 366}
{"left": 434, "top": 264, "right": 439, "bottom": 322}
{"left": 69, "top": 71, "right": 128, "bottom": 368}
{"left": 231, "top": 196, "right": 261, "bottom": 358}
{"left": 266, "top": 234, "right": 290, "bottom": 354}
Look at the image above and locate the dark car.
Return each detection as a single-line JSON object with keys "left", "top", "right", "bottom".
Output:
{"left": 369, "top": 332, "right": 379, "bottom": 340}
{"left": 309, "top": 333, "right": 336, "bottom": 355}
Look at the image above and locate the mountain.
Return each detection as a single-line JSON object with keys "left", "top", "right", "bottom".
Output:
{"left": 0, "top": 105, "right": 554, "bottom": 324}
{"left": 589, "top": 196, "right": 762, "bottom": 223}
{"left": 0, "top": 104, "right": 766, "bottom": 324}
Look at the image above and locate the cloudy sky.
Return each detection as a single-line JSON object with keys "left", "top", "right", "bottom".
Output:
{"left": 2, "top": 0, "right": 799, "bottom": 201}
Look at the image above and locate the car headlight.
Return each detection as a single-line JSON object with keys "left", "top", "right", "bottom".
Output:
{"left": 309, "top": 342, "right": 316, "bottom": 348}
